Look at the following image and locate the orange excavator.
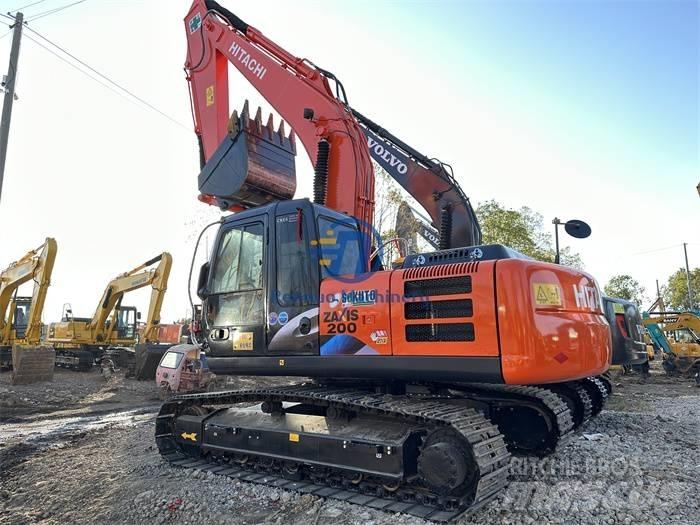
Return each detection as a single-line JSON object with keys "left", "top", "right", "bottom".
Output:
{"left": 156, "top": 2, "right": 612, "bottom": 519}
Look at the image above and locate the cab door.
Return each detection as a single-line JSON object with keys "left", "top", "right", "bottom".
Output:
{"left": 265, "top": 207, "right": 320, "bottom": 355}
{"left": 205, "top": 215, "right": 267, "bottom": 356}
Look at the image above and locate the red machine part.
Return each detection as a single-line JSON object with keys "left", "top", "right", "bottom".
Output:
{"left": 319, "top": 260, "right": 610, "bottom": 384}
{"left": 184, "top": 0, "right": 374, "bottom": 232}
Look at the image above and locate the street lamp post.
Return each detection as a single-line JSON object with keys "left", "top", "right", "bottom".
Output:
{"left": 552, "top": 217, "right": 591, "bottom": 264}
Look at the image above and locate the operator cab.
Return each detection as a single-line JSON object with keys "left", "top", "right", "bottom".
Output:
{"left": 198, "top": 198, "right": 367, "bottom": 358}
{"left": 11, "top": 296, "right": 32, "bottom": 339}
{"left": 114, "top": 306, "right": 138, "bottom": 339}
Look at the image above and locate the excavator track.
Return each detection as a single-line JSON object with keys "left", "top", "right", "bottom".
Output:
{"left": 578, "top": 376, "right": 610, "bottom": 416}
{"left": 441, "top": 383, "right": 574, "bottom": 456}
{"left": 54, "top": 349, "right": 95, "bottom": 371}
{"left": 540, "top": 381, "right": 593, "bottom": 430}
{"left": 156, "top": 384, "right": 511, "bottom": 521}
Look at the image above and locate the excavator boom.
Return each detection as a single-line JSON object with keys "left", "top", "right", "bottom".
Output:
{"left": 185, "top": 0, "right": 374, "bottom": 237}
{"left": 0, "top": 238, "right": 58, "bottom": 384}
{"left": 89, "top": 253, "right": 173, "bottom": 344}
{"left": 0, "top": 238, "right": 57, "bottom": 345}
{"left": 186, "top": 0, "right": 481, "bottom": 253}
{"left": 47, "top": 252, "right": 172, "bottom": 374}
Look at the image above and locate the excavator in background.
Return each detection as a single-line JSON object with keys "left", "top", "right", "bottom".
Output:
{"left": 155, "top": 2, "right": 612, "bottom": 520}
{"left": 46, "top": 253, "right": 173, "bottom": 378}
{"left": 0, "top": 238, "right": 58, "bottom": 384}
{"left": 601, "top": 297, "right": 649, "bottom": 376}
{"left": 395, "top": 201, "right": 441, "bottom": 253}
{"left": 643, "top": 311, "right": 700, "bottom": 384}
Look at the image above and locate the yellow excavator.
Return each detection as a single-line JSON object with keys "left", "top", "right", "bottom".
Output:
{"left": 46, "top": 252, "right": 173, "bottom": 377}
{"left": 643, "top": 311, "right": 700, "bottom": 384}
{"left": 0, "top": 238, "right": 58, "bottom": 384}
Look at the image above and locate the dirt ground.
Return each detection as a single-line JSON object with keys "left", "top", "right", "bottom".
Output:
{"left": 0, "top": 363, "right": 698, "bottom": 525}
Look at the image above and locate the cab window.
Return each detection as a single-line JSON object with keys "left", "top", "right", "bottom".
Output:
{"left": 207, "top": 222, "right": 264, "bottom": 326}
{"left": 160, "top": 351, "right": 183, "bottom": 369}
{"left": 276, "top": 213, "right": 313, "bottom": 306}
{"left": 317, "top": 216, "right": 364, "bottom": 278}
{"left": 210, "top": 223, "right": 264, "bottom": 294}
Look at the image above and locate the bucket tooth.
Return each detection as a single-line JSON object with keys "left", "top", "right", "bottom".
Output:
{"left": 254, "top": 107, "right": 263, "bottom": 134}
{"left": 266, "top": 114, "right": 275, "bottom": 139}
{"left": 277, "top": 120, "right": 286, "bottom": 143}
{"left": 228, "top": 109, "right": 240, "bottom": 134}
{"left": 241, "top": 100, "right": 250, "bottom": 124}
{"left": 289, "top": 130, "right": 296, "bottom": 154}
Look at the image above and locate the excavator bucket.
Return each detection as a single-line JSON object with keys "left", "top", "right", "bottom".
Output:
{"left": 133, "top": 343, "right": 174, "bottom": 380}
{"left": 198, "top": 100, "right": 297, "bottom": 210}
{"left": 11, "top": 344, "right": 55, "bottom": 385}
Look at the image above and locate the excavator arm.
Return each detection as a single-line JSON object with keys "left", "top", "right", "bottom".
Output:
{"left": 185, "top": 0, "right": 374, "bottom": 231}
{"left": 185, "top": 0, "right": 482, "bottom": 253}
{"left": 354, "top": 109, "right": 482, "bottom": 248}
{"left": 89, "top": 253, "right": 172, "bottom": 343}
{"left": 0, "top": 238, "right": 57, "bottom": 344}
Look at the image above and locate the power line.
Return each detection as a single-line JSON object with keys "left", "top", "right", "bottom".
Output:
{"left": 28, "top": 0, "right": 89, "bottom": 22}
{"left": 10, "top": 0, "right": 47, "bottom": 12}
{"left": 23, "top": 32, "right": 145, "bottom": 109}
{"left": 23, "top": 24, "right": 190, "bottom": 130}
{"left": 626, "top": 244, "right": 683, "bottom": 257}
{"left": 2, "top": 15, "right": 190, "bottom": 131}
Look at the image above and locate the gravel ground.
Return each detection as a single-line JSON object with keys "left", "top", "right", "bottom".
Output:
{"left": 0, "top": 363, "right": 698, "bottom": 525}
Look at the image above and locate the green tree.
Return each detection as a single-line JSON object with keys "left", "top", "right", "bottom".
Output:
{"left": 663, "top": 267, "right": 700, "bottom": 310}
{"left": 475, "top": 200, "right": 584, "bottom": 268}
{"left": 603, "top": 274, "right": 646, "bottom": 305}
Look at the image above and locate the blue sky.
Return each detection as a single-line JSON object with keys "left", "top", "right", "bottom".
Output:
{"left": 339, "top": 0, "right": 698, "bottom": 179}
{"left": 0, "top": 0, "right": 697, "bottom": 319}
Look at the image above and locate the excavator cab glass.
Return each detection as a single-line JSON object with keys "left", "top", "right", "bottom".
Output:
{"left": 11, "top": 297, "right": 31, "bottom": 339}
{"left": 115, "top": 307, "right": 137, "bottom": 339}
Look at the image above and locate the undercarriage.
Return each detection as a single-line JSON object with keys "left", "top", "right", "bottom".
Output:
{"left": 156, "top": 376, "right": 610, "bottom": 520}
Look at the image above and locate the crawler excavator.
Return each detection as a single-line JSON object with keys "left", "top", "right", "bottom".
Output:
{"left": 46, "top": 253, "right": 173, "bottom": 377}
{"left": 0, "top": 238, "right": 57, "bottom": 384}
{"left": 643, "top": 311, "right": 700, "bottom": 384}
{"left": 156, "top": 2, "right": 612, "bottom": 520}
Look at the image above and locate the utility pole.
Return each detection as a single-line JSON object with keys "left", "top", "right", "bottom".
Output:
{"left": 0, "top": 12, "right": 23, "bottom": 206}
{"left": 683, "top": 242, "right": 694, "bottom": 308}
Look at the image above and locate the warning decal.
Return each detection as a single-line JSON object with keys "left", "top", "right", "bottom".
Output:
{"left": 533, "top": 283, "right": 563, "bottom": 306}
{"left": 232, "top": 331, "right": 254, "bottom": 351}
{"left": 205, "top": 85, "right": 214, "bottom": 106}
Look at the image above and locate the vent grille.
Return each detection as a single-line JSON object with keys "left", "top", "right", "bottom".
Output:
{"left": 403, "top": 261, "right": 479, "bottom": 280}
{"left": 404, "top": 276, "right": 472, "bottom": 298}
{"left": 405, "top": 299, "right": 473, "bottom": 319}
{"left": 428, "top": 248, "right": 478, "bottom": 265}
{"left": 406, "top": 323, "right": 475, "bottom": 342}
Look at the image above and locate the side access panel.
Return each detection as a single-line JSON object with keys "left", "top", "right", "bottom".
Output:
{"left": 496, "top": 259, "right": 611, "bottom": 384}
{"left": 389, "top": 261, "right": 499, "bottom": 357}
{"left": 319, "top": 272, "right": 393, "bottom": 356}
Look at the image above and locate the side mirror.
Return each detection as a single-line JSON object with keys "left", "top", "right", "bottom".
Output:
{"left": 197, "top": 262, "right": 210, "bottom": 300}
{"left": 137, "top": 312, "right": 142, "bottom": 320}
